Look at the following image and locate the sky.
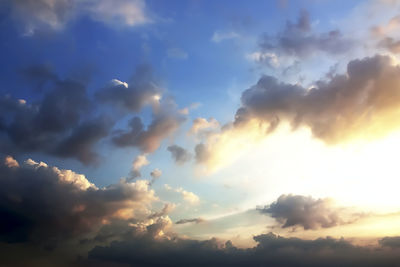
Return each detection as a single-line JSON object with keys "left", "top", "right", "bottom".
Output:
{"left": 3, "top": 0, "right": 400, "bottom": 266}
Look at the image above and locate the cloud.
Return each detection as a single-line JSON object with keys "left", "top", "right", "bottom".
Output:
{"left": 96, "top": 65, "right": 162, "bottom": 112}
{"left": 258, "top": 10, "right": 352, "bottom": 58}
{"left": 189, "top": 117, "right": 220, "bottom": 137}
{"left": 167, "top": 145, "right": 192, "bottom": 165}
{"left": 9, "top": 0, "right": 151, "bottom": 36}
{"left": 0, "top": 67, "right": 112, "bottom": 164}
{"left": 129, "top": 154, "right": 150, "bottom": 180}
{"left": 175, "top": 218, "right": 205, "bottom": 225}
{"left": 87, "top": 231, "right": 400, "bottom": 267}
{"left": 149, "top": 168, "right": 162, "bottom": 185}
{"left": 0, "top": 156, "right": 156, "bottom": 247}
{"left": 112, "top": 112, "right": 186, "bottom": 153}
{"left": 246, "top": 52, "right": 279, "bottom": 68}
{"left": 258, "top": 194, "right": 359, "bottom": 230}
{"left": 235, "top": 54, "right": 400, "bottom": 144}
{"left": 165, "top": 185, "right": 200, "bottom": 205}
{"left": 81, "top": 0, "right": 151, "bottom": 27}
{"left": 379, "top": 37, "right": 400, "bottom": 53}
{"left": 211, "top": 31, "right": 240, "bottom": 43}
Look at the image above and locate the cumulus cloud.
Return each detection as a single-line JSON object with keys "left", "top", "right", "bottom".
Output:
{"left": 235, "top": 54, "right": 400, "bottom": 144}
{"left": 165, "top": 185, "right": 200, "bottom": 205}
{"left": 129, "top": 154, "right": 150, "bottom": 180}
{"left": 167, "top": 145, "right": 192, "bottom": 165}
{"left": 175, "top": 218, "right": 205, "bottom": 225}
{"left": 9, "top": 0, "right": 151, "bottom": 35}
{"left": 189, "top": 117, "right": 220, "bottom": 138}
{"left": 258, "top": 10, "right": 352, "bottom": 58}
{"left": 258, "top": 194, "right": 359, "bottom": 230}
{"left": 0, "top": 67, "right": 112, "bottom": 164}
{"left": 112, "top": 112, "right": 185, "bottom": 153}
{"left": 0, "top": 156, "right": 156, "bottom": 247}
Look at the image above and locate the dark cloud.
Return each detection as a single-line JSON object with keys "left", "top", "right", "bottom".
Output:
{"left": 235, "top": 55, "right": 400, "bottom": 143}
{"left": 167, "top": 145, "right": 192, "bottom": 165}
{"left": 53, "top": 117, "right": 112, "bottom": 165}
{"left": 112, "top": 101, "right": 186, "bottom": 153}
{"left": 258, "top": 195, "right": 345, "bottom": 230}
{"left": 0, "top": 67, "right": 112, "bottom": 164}
{"left": 96, "top": 65, "right": 161, "bottom": 112}
{"left": 87, "top": 231, "right": 400, "bottom": 267}
{"left": 175, "top": 218, "right": 205, "bottom": 225}
{"left": 379, "top": 236, "right": 400, "bottom": 248}
{"left": 0, "top": 156, "right": 155, "bottom": 247}
{"left": 259, "top": 10, "right": 352, "bottom": 58}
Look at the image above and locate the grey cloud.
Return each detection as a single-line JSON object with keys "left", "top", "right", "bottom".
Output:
{"left": 235, "top": 55, "right": 400, "bottom": 143}
{"left": 167, "top": 145, "right": 192, "bottom": 165}
{"left": 379, "top": 236, "right": 400, "bottom": 248}
{"left": 379, "top": 37, "right": 400, "bottom": 54}
{"left": 0, "top": 156, "right": 155, "bottom": 247}
{"left": 112, "top": 101, "right": 186, "bottom": 153}
{"left": 259, "top": 10, "right": 352, "bottom": 58}
{"left": 0, "top": 67, "right": 113, "bottom": 164}
{"left": 175, "top": 218, "right": 205, "bottom": 225}
{"left": 96, "top": 65, "right": 161, "bottom": 112}
{"left": 87, "top": 231, "right": 400, "bottom": 267}
{"left": 259, "top": 195, "right": 344, "bottom": 230}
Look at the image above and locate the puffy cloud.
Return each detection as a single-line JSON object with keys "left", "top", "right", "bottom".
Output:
{"left": 189, "top": 117, "right": 220, "bottom": 137}
{"left": 8, "top": 0, "right": 151, "bottom": 35}
{"left": 258, "top": 194, "right": 358, "bottom": 230}
{"left": 112, "top": 113, "right": 185, "bottom": 153}
{"left": 258, "top": 10, "right": 352, "bottom": 58}
{"left": 175, "top": 218, "right": 205, "bottom": 225}
{"left": 149, "top": 168, "right": 162, "bottom": 185}
{"left": 0, "top": 156, "right": 156, "bottom": 246}
{"left": 129, "top": 154, "right": 149, "bottom": 180}
{"left": 0, "top": 68, "right": 112, "bottom": 164}
{"left": 167, "top": 145, "right": 192, "bottom": 165}
{"left": 235, "top": 54, "right": 400, "bottom": 144}
{"left": 96, "top": 65, "right": 162, "bottom": 112}
{"left": 165, "top": 185, "right": 200, "bottom": 205}
{"left": 246, "top": 52, "right": 279, "bottom": 68}
{"left": 112, "top": 95, "right": 186, "bottom": 153}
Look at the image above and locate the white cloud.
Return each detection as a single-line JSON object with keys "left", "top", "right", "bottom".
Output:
{"left": 211, "top": 31, "right": 240, "bottom": 43}
{"left": 164, "top": 184, "right": 200, "bottom": 205}
{"left": 246, "top": 52, "right": 279, "bottom": 68}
